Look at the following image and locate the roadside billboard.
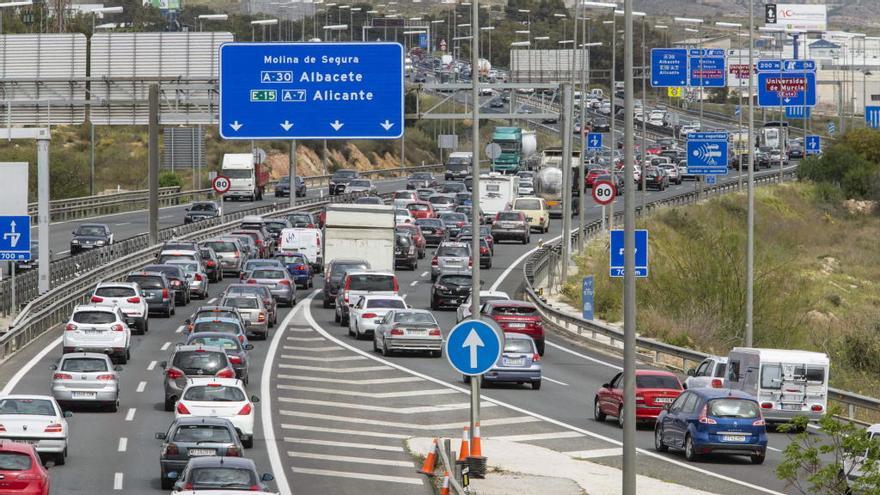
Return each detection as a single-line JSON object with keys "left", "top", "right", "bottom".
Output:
{"left": 772, "top": 4, "right": 827, "bottom": 31}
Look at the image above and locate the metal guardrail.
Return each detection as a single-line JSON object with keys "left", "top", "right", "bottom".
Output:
{"left": 521, "top": 169, "right": 880, "bottom": 426}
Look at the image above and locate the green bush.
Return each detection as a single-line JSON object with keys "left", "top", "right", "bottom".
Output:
{"left": 799, "top": 133, "right": 880, "bottom": 200}
{"left": 159, "top": 171, "right": 184, "bottom": 188}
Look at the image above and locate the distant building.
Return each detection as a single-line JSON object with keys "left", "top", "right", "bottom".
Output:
{"left": 809, "top": 39, "right": 841, "bottom": 62}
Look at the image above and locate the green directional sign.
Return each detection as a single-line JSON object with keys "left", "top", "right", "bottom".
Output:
{"left": 250, "top": 90, "right": 277, "bottom": 102}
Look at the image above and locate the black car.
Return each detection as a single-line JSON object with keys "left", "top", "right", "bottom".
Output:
{"left": 287, "top": 212, "right": 317, "bottom": 228}
{"left": 593, "top": 118, "right": 611, "bottom": 132}
{"left": 394, "top": 232, "right": 418, "bottom": 271}
{"left": 431, "top": 273, "right": 474, "bottom": 310}
{"left": 441, "top": 182, "right": 467, "bottom": 194}
{"left": 329, "top": 169, "right": 360, "bottom": 195}
{"left": 275, "top": 175, "right": 306, "bottom": 197}
{"left": 755, "top": 148, "right": 772, "bottom": 169}
{"left": 143, "top": 264, "right": 191, "bottom": 305}
{"left": 322, "top": 259, "right": 370, "bottom": 308}
{"left": 490, "top": 98, "right": 504, "bottom": 108}
{"left": 262, "top": 218, "right": 292, "bottom": 243}
{"left": 198, "top": 246, "right": 223, "bottom": 283}
{"left": 639, "top": 167, "right": 669, "bottom": 191}
{"left": 788, "top": 145, "right": 805, "bottom": 160}
{"left": 355, "top": 196, "right": 384, "bottom": 205}
{"left": 438, "top": 212, "right": 468, "bottom": 238}
{"left": 185, "top": 331, "right": 253, "bottom": 384}
{"left": 406, "top": 172, "right": 438, "bottom": 190}
{"left": 415, "top": 218, "right": 448, "bottom": 246}
{"left": 413, "top": 72, "right": 427, "bottom": 83}
{"left": 15, "top": 240, "right": 39, "bottom": 273}
{"left": 183, "top": 201, "right": 221, "bottom": 224}
{"left": 70, "top": 223, "right": 113, "bottom": 255}
{"left": 170, "top": 456, "right": 273, "bottom": 492}
{"left": 125, "top": 271, "right": 175, "bottom": 317}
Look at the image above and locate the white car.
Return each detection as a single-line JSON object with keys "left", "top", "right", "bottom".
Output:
{"left": 174, "top": 378, "right": 258, "bottom": 448}
{"left": 395, "top": 209, "right": 415, "bottom": 225}
{"left": 91, "top": 281, "right": 149, "bottom": 334}
{"left": 348, "top": 295, "right": 408, "bottom": 340}
{"left": 456, "top": 291, "right": 511, "bottom": 323}
{"left": 517, "top": 179, "right": 534, "bottom": 196}
{"left": 684, "top": 356, "right": 728, "bottom": 389}
{"left": 0, "top": 395, "right": 71, "bottom": 465}
{"left": 63, "top": 304, "right": 132, "bottom": 364}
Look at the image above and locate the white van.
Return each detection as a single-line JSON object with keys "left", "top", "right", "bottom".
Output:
{"left": 725, "top": 348, "right": 830, "bottom": 424}
{"left": 479, "top": 172, "right": 520, "bottom": 220}
{"left": 279, "top": 228, "right": 323, "bottom": 271}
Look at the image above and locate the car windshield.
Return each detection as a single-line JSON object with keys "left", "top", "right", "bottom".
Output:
{"left": 288, "top": 214, "right": 312, "bottom": 224}
{"left": 127, "top": 275, "right": 163, "bottom": 289}
{"left": 203, "top": 241, "right": 237, "bottom": 253}
{"left": 252, "top": 269, "right": 286, "bottom": 279}
{"left": 75, "top": 226, "right": 105, "bottom": 236}
{"left": 437, "top": 246, "right": 469, "bottom": 257}
{"left": 245, "top": 260, "right": 279, "bottom": 270}
{"left": 440, "top": 214, "right": 467, "bottom": 224}
{"left": 396, "top": 235, "right": 412, "bottom": 247}
{"left": 412, "top": 173, "right": 432, "bottom": 180}
{"left": 496, "top": 212, "right": 522, "bottom": 221}
{"left": 190, "top": 203, "right": 215, "bottom": 212}
{"left": 145, "top": 266, "right": 181, "bottom": 278}
{"left": 348, "top": 274, "right": 395, "bottom": 291}
{"left": 707, "top": 399, "right": 759, "bottom": 419}
{"left": 333, "top": 170, "right": 358, "bottom": 178}
{"left": 190, "top": 336, "right": 240, "bottom": 351}
{"left": 366, "top": 299, "right": 406, "bottom": 309}
{"left": 173, "top": 352, "right": 226, "bottom": 371}
{"left": 492, "top": 305, "right": 536, "bottom": 316}
{"left": 183, "top": 385, "right": 246, "bottom": 402}
{"left": 0, "top": 452, "right": 31, "bottom": 471}
{"left": 440, "top": 275, "right": 471, "bottom": 286}
{"left": 225, "top": 287, "right": 265, "bottom": 299}
{"left": 223, "top": 169, "right": 252, "bottom": 179}
{"left": 193, "top": 321, "right": 240, "bottom": 334}
{"left": 72, "top": 311, "right": 116, "bottom": 324}
{"left": 0, "top": 399, "right": 55, "bottom": 416}
{"left": 95, "top": 286, "right": 137, "bottom": 298}
{"left": 393, "top": 312, "right": 436, "bottom": 324}
{"left": 635, "top": 375, "right": 681, "bottom": 389}
{"left": 504, "top": 339, "right": 534, "bottom": 354}
{"left": 60, "top": 358, "right": 108, "bottom": 372}
{"left": 277, "top": 254, "right": 308, "bottom": 265}
{"left": 189, "top": 467, "right": 255, "bottom": 488}
{"left": 195, "top": 310, "right": 238, "bottom": 321}
{"left": 514, "top": 199, "right": 542, "bottom": 210}
{"left": 429, "top": 196, "right": 454, "bottom": 205}
{"left": 349, "top": 180, "right": 371, "bottom": 187}
{"left": 224, "top": 298, "right": 260, "bottom": 310}
{"left": 173, "top": 425, "right": 234, "bottom": 443}
{"left": 395, "top": 209, "right": 411, "bottom": 217}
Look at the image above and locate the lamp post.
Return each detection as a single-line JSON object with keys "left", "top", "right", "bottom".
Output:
{"left": 198, "top": 13, "right": 227, "bottom": 32}
{"left": 675, "top": 17, "right": 704, "bottom": 137}
{"left": 616, "top": 9, "right": 646, "bottom": 205}
{"left": 322, "top": 23, "right": 348, "bottom": 42}
{"left": 251, "top": 18, "right": 279, "bottom": 42}
{"left": 479, "top": 26, "right": 493, "bottom": 64}
{"left": 350, "top": 7, "right": 361, "bottom": 40}
{"left": 746, "top": 0, "right": 756, "bottom": 348}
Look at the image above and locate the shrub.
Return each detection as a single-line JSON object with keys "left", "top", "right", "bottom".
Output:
{"left": 159, "top": 171, "right": 184, "bottom": 188}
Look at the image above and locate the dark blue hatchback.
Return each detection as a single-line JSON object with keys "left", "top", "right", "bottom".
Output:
{"left": 654, "top": 388, "right": 767, "bottom": 464}
{"left": 275, "top": 251, "right": 314, "bottom": 288}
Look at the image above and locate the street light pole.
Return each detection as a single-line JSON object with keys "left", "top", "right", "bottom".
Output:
{"left": 468, "top": 0, "right": 482, "bottom": 452}
{"left": 746, "top": 0, "right": 756, "bottom": 347}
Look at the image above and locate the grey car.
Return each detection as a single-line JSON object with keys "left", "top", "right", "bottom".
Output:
{"left": 431, "top": 241, "right": 471, "bottom": 281}
{"left": 223, "top": 284, "right": 278, "bottom": 327}
{"left": 161, "top": 344, "right": 235, "bottom": 411}
{"left": 245, "top": 267, "right": 296, "bottom": 307}
{"left": 491, "top": 211, "right": 530, "bottom": 244}
{"left": 480, "top": 333, "right": 542, "bottom": 389}
{"left": 169, "top": 455, "right": 274, "bottom": 492}
{"left": 50, "top": 353, "right": 120, "bottom": 411}
{"left": 202, "top": 238, "right": 248, "bottom": 275}
{"left": 156, "top": 417, "right": 244, "bottom": 490}
{"left": 239, "top": 259, "right": 285, "bottom": 280}
{"left": 373, "top": 309, "right": 443, "bottom": 357}
{"left": 70, "top": 223, "right": 113, "bottom": 255}
{"left": 346, "top": 179, "right": 377, "bottom": 194}
{"left": 185, "top": 332, "right": 253, "bottom": 385}
{"left": 125, "top": 271, "right": 175, "bottom": 317}
{"left": 221, "top": 295, "right": 270, "bottom": 340}
{"left": 166, "top": 260, "right": 210, "bottom": 299}
{"left": 185, "top": 305, "right": 245, "bottom": 333}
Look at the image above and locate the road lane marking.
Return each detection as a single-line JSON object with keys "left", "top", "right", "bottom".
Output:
{"left": 420, "top": 271, "right": 428, "bottom": 277}
{"left": 280, "top": 355, "right": 366, "bottom": 362}
{"left": 124, "top": 408, "right": 136, "bottom": 421}
{"left": 116, "top": 222, "right": 131, "bottom": 226}
{"left": 136, "top": 381, "right": 147, "bottom": 393}
{"left": 284, "top": 437, "right": 403, "bottom": 452}
{"left": 175, "top": 325, "right": 184, "bottom": 334}
{"left": 278, "top": 364, "right": 391, "bottom": 373}
{"left": 280, "top": 424, "right": 410, "bottom": 439}
{"left": 207, "top": 297, "right": 217, "bottom": 304}
{"left": 147, "top": 360, "right": 157, "bottom": 371}
{"left": 282, "top": 345, "right": 343, "bottom": 352}
{"left": 289, "top": 467, "right": 423, "bottom": 485}
{"left": 277, "top": 384, "right": 457, "bottom": 399}
{"left": 118, "top": 437, "right": 127, "bottom": 452}
{"left": 1, "top": 336, "right": 62, "bottom": 395}
{"left": 278, "top": 397, "right": 493, "bottom": 414}
{"left": 546, "top": 341, "right": 622, "bottom": 371}
{"left": 543, "top": 376, "right": 569, "bottom": 386}
{"left": 281, "top": 410, "right": 539, "bottom": 431}
{"left": 410, "top": 280, "right": 418, "bottom": 287}
{"left": 564, "top": 448, "right": 623, "bottom": 459}
{"left": 113, "top": 473, "right": 123, "bottom": 490}
{"left": 277, "top": 374, "right": 420, "bottom": 385}
{"left": 160, "top": 341, "right": 171, "bottom": 351}
{"left": 288, "top": 451, "right": 414, "bottom": 467}
{"left": 491, "top": 431, "right": 583, "bottom": 442}
{"left": 285, "top": 337, "right": 326, "bottom": 342}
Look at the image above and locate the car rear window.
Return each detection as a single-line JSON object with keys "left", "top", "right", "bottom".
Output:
{"left": 514, "top": 199, "right": 541, "bottom": 210}
{"left": 168, "top": 262, "right": 198, "bottom": 272}
{"left": 193, "top": 321, "right": 240, "bottom": 334}
{"left": 158, "top": 255, "right": 199, "bottom": 265}
{"left": 408, "top": 203, "right": 429, "bottom": 211}
{"left": 496, "top": 212, "right": 523, "bottom": 221}
{"left": 95, "top": 286, "right": 137, "bottom": 298}
{"left": 440, "top": 213, "right": 467, "bottom": 223}
{"left": 0, "top": 399, "right": 55, "bottom": 416}
{"left": 0, "top": 452, "right": 32, "bottom": 470}
{"left": 183, "top": 385, "right": 245, "bottom": 402}
{"left": 61, "top": 358, "right": 109, "bottom": 372}
{"left": 492, "top": 305, "right": 537, "bottom": 316}
{"left": 189, "top": 467, "right": 255, "bottom": 488}
{"left": 145, "top": 266, "right": 181, "bottom": 278}
{"left": 635, "top": 375, "right": 681, "bottom": 390}
{"left": 189, "top": 204, "right": 216, "bottom": 212}
{"left": 707, "top": 399, "right": 759, "bottom": 419}
{"left": 189, "top": 336, "right": 240, "bottom": 351}
{"left": 393, "top": 312, "right": 436, "bottom": 324}
{"left": 429, "top": 196, "right": 454, "bottom": 205}
{"left": 226, "top": 286, "right": 270, "bottom": 298}
{"left": 416, "top": 219, "right": 443, "bottom": 227}
{"left": 72, "top": 310, "right": 116, "bottom": 324}
{"left": 277, "top": 254, "right": 308, "bottom": 264}
{"left": 224, "top": 297, "right": 260, "bottom": 310}
{"left": 439, "top": 275, "right": 472, "bottom": 285}
{"left": 173, "top": 425, "right": 234, "bottom": 443}
{"left": 195, "top": 310, "right": 237, "bottom": 321}
{"left": 252, "top": 269, "right": 286, "bottom": 279}
{"left": 126, "top": 275, "right": 163, "bottom": 289}
{"left": 437, "top": 246, "right": 469, "bottom": 257}
{"left": 347, "top": 274, "right": 395, "bottom": 291}
{"left": 173, "top": 351, "right": 227, "bottom": 372}
{"left": 203, "top": 241, "right": 236, "bottom": 253}
{"left": 504, "top": 339, "right": 534, "bottom": 354}
{"left": 366, "top": 299, "right": 406, "bottom": 309}
{"left": 330, "top": 263, "right": 369, "bottom": 282}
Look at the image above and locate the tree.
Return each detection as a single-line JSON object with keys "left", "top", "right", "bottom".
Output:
{"left": 776, "top": 412, "right": 880, "bottom": 495}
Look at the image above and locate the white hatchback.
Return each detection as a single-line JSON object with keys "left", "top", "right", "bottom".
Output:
{"left": 174, "top": 378, "right": 259, "bottom": 448}
{"left": 91, "top": 282, "right": 149, "bottom": 334}
{"left": 63, "top": 305, "right": 132, "bottom": 364}
{"left": 0, "top": 395, "right": 71, "bottom": 465}
{"left": 348, "top": 295, "right": 408, "bottom": 340}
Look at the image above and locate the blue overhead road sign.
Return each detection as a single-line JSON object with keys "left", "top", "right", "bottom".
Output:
{"left": 785, "top": 106, "right": 811, "bottom": 119}
{"left": 0, "top": 216, "right": 30, "bottom": 261}
{"left": 610, "top": 230, "right": 648, "bottom": 278}
{"left": 586, "top": 132, "right": 603, "bottom": 151}
{"left": 688, "top": 49, "right": 726, "bottom": 88}
{"left": 651, "top": 48, "right": 688, "bottom": 87}
{"left": 445, "top": 320, "right": 503, "bottom": 376}
{"left": 219, "top": 42, "right": 404, "bottom": 140}
{"left": 687, "top": 131, "right": 729, "bottom": 175}
{"left": 805, "top": 135, "right": 821, "bottom": 155}
{"left": 866, "top": 106, "right": 880, "bottom": 129}
{"left": 756, "top": 59, "right": 817, "bottom": 108}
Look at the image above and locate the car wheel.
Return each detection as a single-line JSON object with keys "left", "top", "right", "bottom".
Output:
{"left": 379, "top": 341, "right": 387, "bottom": 356}
{"left": 161, "top": 476, "right": 174, "bottom": 490}
{"left": 243, "top": 436, "right": 254, "bottom": 449}
{"left": 142, "top": 319, "right": 149, "bottom": 334}
{"left": 334, "top": 308, "right": 340, "bottom": 323}
{"left": 431, "top": 298, "right": 438, "bottom": 311}
{"left": 684, "top": 434, "right": 698, "bottom": 461}
{"left": 531, "top": 380, "right": 542, "bottom": 390}
{"left": 594, "top": 398, "right": 606, "bottom": 422}
{"left": 323, "top": 297, "right": 332, "bottom": 309}
{"left": 54, "top": 451, "right": 66, "bottom": 466}
{"left": 521, "top": 236, "right": 528, "bottom": 245}
{"left": 108, "top": 400, "right": 119, "bottom": 413}
{"left": 751, "top": 453, "right": 765, "bottom": 465}
{"left": 170, "top": 304, "right": 176, "bottom": 316}
{"left": 654, "top": 426, "right": 668, "bottom": 452}
{"left": 164, "top": 397, "right": 175, "bottom": 412}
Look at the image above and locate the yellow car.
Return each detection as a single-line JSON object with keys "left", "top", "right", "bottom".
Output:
{"left": 511, "top": 197, "right": 550, "bottom": 233}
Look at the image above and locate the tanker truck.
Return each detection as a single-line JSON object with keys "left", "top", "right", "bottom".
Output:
{"left": 488, "top": 127, "right": 537, "bottom": 174}
{"left": 533, "top": 149, "right": 581, "bottom": 218}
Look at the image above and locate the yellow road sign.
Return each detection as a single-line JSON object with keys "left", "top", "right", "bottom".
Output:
{"left": 668, "top": 87, "right": 683, "bottom": 98}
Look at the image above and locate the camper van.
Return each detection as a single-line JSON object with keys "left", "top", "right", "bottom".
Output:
{"left": 725, "top": 348, "right": 830, "bottom": 424}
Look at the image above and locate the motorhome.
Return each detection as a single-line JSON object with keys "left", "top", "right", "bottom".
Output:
{"left": 478, "top": 172, "right": 520, "bottom": 220}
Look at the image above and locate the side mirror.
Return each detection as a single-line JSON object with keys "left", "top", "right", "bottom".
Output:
{"left": 251, "top": 395, "right": 261, "bottom": 403}
{"left": 63, "top": 411, "right": 73, "bottom": 418}
{"left": 261, "top": 473, "right": 275, "bottom": 482}
{"left": 71, "top": 231, "right": 76, "bottom": 235}
{"left": 49, "top": 364, "right": 57, "bottom": 371}
{"left": 663, "top": 403, "right": 671, "bottom": 411}
{"left": 155, "top": 432, "right": 166, "bottom": 440}
{"left": 601, "top": 383, "right": 609, "bottom": 389}
{"left": 184, "top": 318, "right": 191, "bottom": 325}
{"left": 686, "top": 368, "right": 696, "bottom": 377}
{"left": 115, "top": 366, "right": 123, "bottom": 372}
{"left": 167, "top": 471, "right": 179, "bottom": 480}
{"left": 244, "top": 344, "right": 254, "bottom": 351}
{"left": 159, "top": 361, "right": 167, "bottom": 369}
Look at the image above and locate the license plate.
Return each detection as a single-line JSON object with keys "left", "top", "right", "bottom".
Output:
{"left": 781, "top": 403, "right": 802, "bottom": 411}
{"left": 504, "top": 358, "right": 525, "bottom": 366}
{"left": 655, "top": 397, "right": 674, "bottom": 404}
{"left": 501, "top": 223, "right": 515, "bottom": 228}
{"left": 507, "top": 323, "right": 526, "bottom": 328}
{"left": 72, "top": 391, "right": 96, "bottom": 399}
{"left": 11, "top": 439, "right": 36, "bottom": 445}
{"left": 374, "top": 319, "right": 383, "bottom": 324}
{"left": 189, "top": 448, "right": 217, "bottom": 457}
{"left": 721, "top": 435, "right": 747, "bottom": 442}
{"left": 84, "top": 329, "right": 104, "bottom": 335}
{"left": 241, "top": 315, "right": 251, "bottom": 321}
{"left": 407, "top": 329, "right": 427, "bottom": 336}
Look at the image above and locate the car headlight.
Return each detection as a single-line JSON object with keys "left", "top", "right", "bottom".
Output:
{"left": 71, "top": 239, "right": 80, "bottom": 244}
{"left": 96, "top": 240, "right": 106, "bottom": 246}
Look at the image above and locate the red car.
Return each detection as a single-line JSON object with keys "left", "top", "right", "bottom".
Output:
{"left": 395, "top": 224, "right": 427, "bottom": 259}
{"left": 483, "top": 300, "right": 545, "bottom": 355}
{"left": 585, "top": 168, "right": 610, "bottom": 188}
{"left": 406, "top": 201, "right": 436, "bottom": 220}
{"left": 594, "top": 369, "right": 683, "bottom": 427}
{"left": 0, "top": 441, "right": 49, "bottom": 495}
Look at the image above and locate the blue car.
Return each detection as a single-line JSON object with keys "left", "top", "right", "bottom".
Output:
{"left": 654, "top": 388, "right": 767, "bottom": 464}
{"left": 276, "top": 251, "right": 314, "bottom": 288}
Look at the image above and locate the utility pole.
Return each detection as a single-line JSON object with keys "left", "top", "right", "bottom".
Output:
{"left": 148, "top": 84, "right": 159, "bottom": 245}
{"left": 289, "top": 141, "right": 297, "bottom": 208}
{"left": 468, "top": 0, "right": 482, "bottom": 449}
{"left": 560, "top": 82, "right": 573, "bottom": 270}
{"left": 745, "top": 0, "right": 755, "bottom": 347}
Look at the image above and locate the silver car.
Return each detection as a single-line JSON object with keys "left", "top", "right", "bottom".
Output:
{"left": 245, "top": 267, "right": 296, "bottom": 307}
{"left": 373, "top": 309, "right": 443, "bottom": 357}
{"left": 202, "top": 238, "right": 248, "bottom": 275}
{"left": 0, "top": 395, "right": 71, "bottom": 465}
{"left": 240, "top": 259, "right": 285, "bottom": 280}
{"left": 221, "top": 294, "right": 270, "bottom": 340}
{"left": 346, "top": 179, "right": 377, "bottom": 194}
{"left": 165, "top": 260, "right": 210, "bottom": 299}
{"left": 431, "top": 241, "right": 471, "bottom": 281}
{"left": 481, "top": 333, "right": 542, "bottom": 389}
{"left": 50, "top": 353, "right": 120, "bottom": 411}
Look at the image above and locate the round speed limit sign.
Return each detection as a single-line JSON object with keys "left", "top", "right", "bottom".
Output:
{"left": 212, "top": 175, "right": 231, "bottom": 194}
{"left": 592, "top": 180, "right": 617, "bottom": 205}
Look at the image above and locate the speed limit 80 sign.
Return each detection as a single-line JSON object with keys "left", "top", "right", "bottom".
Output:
{"left": 212, "top": 175, "right": 231, "bottom": 194}
{"left": 592, "top": 180, "right": 617, "bottom": 205}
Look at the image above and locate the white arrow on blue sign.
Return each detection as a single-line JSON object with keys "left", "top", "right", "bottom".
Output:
{"left": 865, "top": 106, "right": 880, "bottom": 129}
{"left": 445, "top": 320, "right": 503, "bottom": 376}
{"left": 805, "top": 135, "right": 821, "bottom": 154}
{"left": 609, "top": 229, "right": 648, "bottom": 278}
{"left": 586, "top": 132, "right": 603, "bottom": 151}
{"left": 0, "top": 216, "right": 31, "bottom": 261}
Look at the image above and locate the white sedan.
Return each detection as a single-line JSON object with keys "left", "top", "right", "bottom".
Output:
{"left": 348, "top": 295, "right": 408, "bottom": 340}
{"left": 63, "top": 304, "right": 132, "bottom": 364}
{"left": 456, "top": 291, "right": 511, "bottom": 322}
{"left": 174, "top": 378, "right": 258, "bottom": 448}
{"left": 0, "top": 395, "right": 71, "bottom": 465}
{"left": 395, "top": 209, "right": 415, "bottom": 225}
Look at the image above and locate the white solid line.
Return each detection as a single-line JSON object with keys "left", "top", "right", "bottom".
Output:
{"left": 767, "top": 445, "right": 782, "bottom": 452}
{"left": 290, "top": 466, "right": 423, "bottom": 485}
{"left": 401, "top": 294, "right": 408, "bottom": 299}
{"left": 278, "top": 364, "right": 391, "bottom": 373}
{"left": 410, "top": 280, "right": 418, "bottom": 287}
{"left": 1, "top": 336, "right": 63, "bottom": 395}
{"left": 175, "top": 325, "right": 184, "bottom": 334}
{"left": 282, "top": 345, "right": 342, "bottom": 352}
{"left": 490, "top": 431, "right": 583, "bottom": 442}
{"left": 207, "top": 297, "right": 217, "bottom": 304}
{"left": 285, "top": 337, "right": 326, "bottom": 342}
{"left": 113, "top": 472, "right": 124, "bottom": 490}
{"left": 160, "top": 342, "right": 171, "bottom": 351}
{"left": 277, "top": 374, "right": 421, "bottom": 385}
{"left": 546, "top": 341, "right": 622, "bottom": 371}
{"left": 159, "top": 214, "right": 174, "bottom": 219}
{"left": 564, "top": 448, "right": 623, "bottom": 459}
{"left": 277, "top": 384, "right": 458, "bottom": 399}
{"left": 147, "top": 360, "right": 157, "bottom": 371}
{"left": 282, "top": 409, "right": 539, "bottom": 432}
{"left": 124, "top": 408, "right": 136, "bottom": 421}
{"left": 284, "top": 437, "right": 403, "bottom": 452}
{"left": 288, "top": 451, "right": 414, "bottom": 467}
{"left": 280, "top": 355, "right": 366, "bottom": 363}
{"left": 280, "top": 423, "right": 410, "bottom": 440}
{"left": 279, "top": 397, "right": 492, "bottom": 414}
{"left": 420, "top": 271, "right": 428, "bottom": 277}
{"left": 116, "top": 222, "right": 131, "bottom": 226}
{"left": 136, "top": 381, "right": 147, "bottom": 393}
{"left": 118, "top": 437, "right": 128, "bottom": 452}
{"left": 543, "top": 376, "right": 569, "bottom": 386}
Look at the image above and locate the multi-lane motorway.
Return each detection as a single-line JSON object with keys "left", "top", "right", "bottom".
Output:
{"left": 0, "top": 163, "right": 801, "bottom": 495}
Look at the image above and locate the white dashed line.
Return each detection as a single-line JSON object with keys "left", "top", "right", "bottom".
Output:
{"left": 420, "top": 271, "right": 428, "bottom": 277}
{"left": 113, "top": 472, "right": 124, "bottom": 490}
{"left": 136, "top": 381, "right": 147, "bottom": 393}
{"left": 147, "top": 360, "right": 157, "bottom": 371}
{"left": 160, "top": 342, "right": 171, "bottom": 351}
{"left": 543, "top": 376, "right": 569, "bottom": 386}
{"left": 409, "top": 280, "right": 418, "bottom": 287}
{"left": 118, "top": 437, "right": 128, "bottom": 452}
{"left": 124, "top": 408, "right": 136, "bottom": 422}
{"left": 175, "top": 325, "right": 184, "bottom": 334}
{"left": 208, "top": 297, "right": 217, "bottom": 304}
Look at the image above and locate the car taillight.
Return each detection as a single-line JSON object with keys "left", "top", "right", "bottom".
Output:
{"left": 258, "top": 312, "right": 266, "bottom": 322}
{"left": 761, "top": 402, "right": 773, "bottom": 409}
{"left": 294, "top": 264, "right": 305, "bottom": 270}
{"left": 171, "top": 280, "right": 181, "bottom": 287}
{"left": 0, "top": 424, "right": 5, "bottom": 432}
{"left": 44, "top": 423, "right": 63, "bottom": 433}
{"left": 255, "top": 239, "right": 263, "bottom": 245}
{"left": 429, "top": 328, "right": 441, "bottom": 337}
{"left": 96, "top": 374, "right": 116, "bottom": 381}
{"left": 238, "top": 403, "right": 252, "bottom": 415}
{"left": 246, "top": 279, "right": 258, "bottom": 285}
{"left": 65, "top": 323, "right": 77, "bottom": 332}
{"left": 468, "top": 258, "right": 473, "bottom": 267}
{"left": 226, "top": 446, "right": 241, "bottom": 457}
{"left": 698, "top": 405, "right": 717, "bottom": 424}
{"left": 126, "top": 296, "right": 141, "bottom": 303}
{"left": 239, "top": 335, "right": 245, "bottom": 344}
{"left": 91, "top": 295, "right": 104, "bottom": 303}
{"left": 635, "top": 395, "right": 645, "bottom": 404}
{"left": 15, "top": 473, "right": 42, "bottom": 481}
{"left": 307, "top": 223, "right": 315, "bottom": 228}
{"left": 111, "top": 324, "right": 124, "bottom": 332}
{"left": 163, "top": 443, "right": 179, "bottom": 456}
{"left": 166, "top": 367, "right": 184, "bottom": 379}
{"left": 279, "top": 280, "right": 291, "bottom": 286}
{"left": 432, "top": 256, "right": 438, "bottom": 266}
{"left": 216, "top": 367, "right": 235, "bottom": 379}
{"left": 390, "top": 328, "right": 404, "bottom": 336}
{"left": 229, "top": 355, "right": 243, "bottom": 365}
{"left": 176, "top": 403, "right": 191, "bottom": 415}
{"left": 710, "top": 379, "right": 723, "bottom": 388}
{"left": 53, "top": 373, "right": 72, "bottom": 380}
{"left": 752, "top": 418, "right": 766, "bottom": 427}
{"left": 183, "top": 482, "right": 193, "bottom": 491}
{"left": 206, "top": 260, "right": 216, "bottom": 267}
{"left": 811, "top": 404, "right": 823, "bottom": 412}
{"left": 194, "top": 274, "right": 204, "bottom": 282}
{"left": 162, "top": 288, "right": 170, "bottom": 299}
{"left": 362, "top": 313, "right": 378, "bottom": 319}
{"left": 480, "top": 247, "right": 489, "bottom": 255}
{"left": 343, "top": 292, "right": 350, "bottom": 303}
{"left": 532, "top": 353, "right": 541, "bottom": 362}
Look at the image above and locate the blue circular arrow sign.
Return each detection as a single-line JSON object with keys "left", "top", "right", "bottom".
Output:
{"left": 445, "top": 320, "right": 503, "bottom": 376}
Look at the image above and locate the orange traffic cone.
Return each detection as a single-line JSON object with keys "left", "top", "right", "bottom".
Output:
{"left": 457, "top": 426, "right": 470, "bottom": 462}
{"left": 439, "top": 471, "right": 450, "bottom": 495}
{"left": 469, "top": 422, "right": 483, "bottom": 458}
{"left": 417, "top": 438, "right": 438, "bottom": 476}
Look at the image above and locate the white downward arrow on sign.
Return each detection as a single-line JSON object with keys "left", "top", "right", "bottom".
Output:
{"left": 281, "top": 120, "right": 294, "bottom": 131}
{"left": 229, "top": 121, "right": 243, "bottom": 131}
{"left": 330, "top": 120, "right": 344, "bottom": 131}
{"left": 462, "top": 329, "right": 484, "bottom": 369}
{"left": 380, "top": 120, "right": 394, "bottom": 131}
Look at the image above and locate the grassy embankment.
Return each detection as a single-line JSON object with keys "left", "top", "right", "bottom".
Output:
{"left": 561, "top": 182, "right": 880, "bottom": 394}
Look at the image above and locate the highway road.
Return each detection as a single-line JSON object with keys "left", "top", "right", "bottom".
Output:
{"left": 0, "top": 164, "right": 801, "bottom": 495}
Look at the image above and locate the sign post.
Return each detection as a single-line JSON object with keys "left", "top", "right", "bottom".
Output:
{"left": 582, "top": 276, "right": 594, "bottom": 320}
{"left": 686, "top": 131, "right": 730, "bottom": 175}
{"left": 610, "top": 229, "right": 648, "bottom": 278}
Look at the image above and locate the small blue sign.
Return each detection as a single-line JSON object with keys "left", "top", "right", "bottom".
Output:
{"left": 785, "top": 106, "right": 811, "bottom": 119}
{"left": 734, "top": 106, "right": 741, "bottom": 116}
{"left": 610, "top": 229, "right": 648, "bottom": 278}
{"left": 688, "top": 49, "right": 726, "bottom": 88}
{"left": 686, "top": 131, "right": 729, "bottom": 175}
{"left": 582, "top": 276, "right": 594, "bottom": 320}
{"left": 445, "top": 320, "right": 503, "bottom": 376}
{"left": 866, "top": 106, "right": 880, "bottom": 129}
{"left": 827, "top": 122, "right": 836, "bottom": 135}
{"left": 418, "top": 33, "right": 428, "bottom": 49}
{"left": 705, "top": 175, "right": 717, "bottom": 185}
{"left": 757, "top": 59, "right": 817, "bottom": 72}
{"left": 0, "top": 216, "right": 30, "bottom": 261}
{"left": 586, "top": 132, "right": 603, "bottom": 151}
{"left": 757, "top": 71, "right": 816, "bottom": 107}
{"left": 651, "top": 48, "right": 688, "bottom": 87}
{"left": 805, "top": 135, "right": 821, "bottom": 155}
{"left": 219, "top": 42, "right": 404, "bottom": 140}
